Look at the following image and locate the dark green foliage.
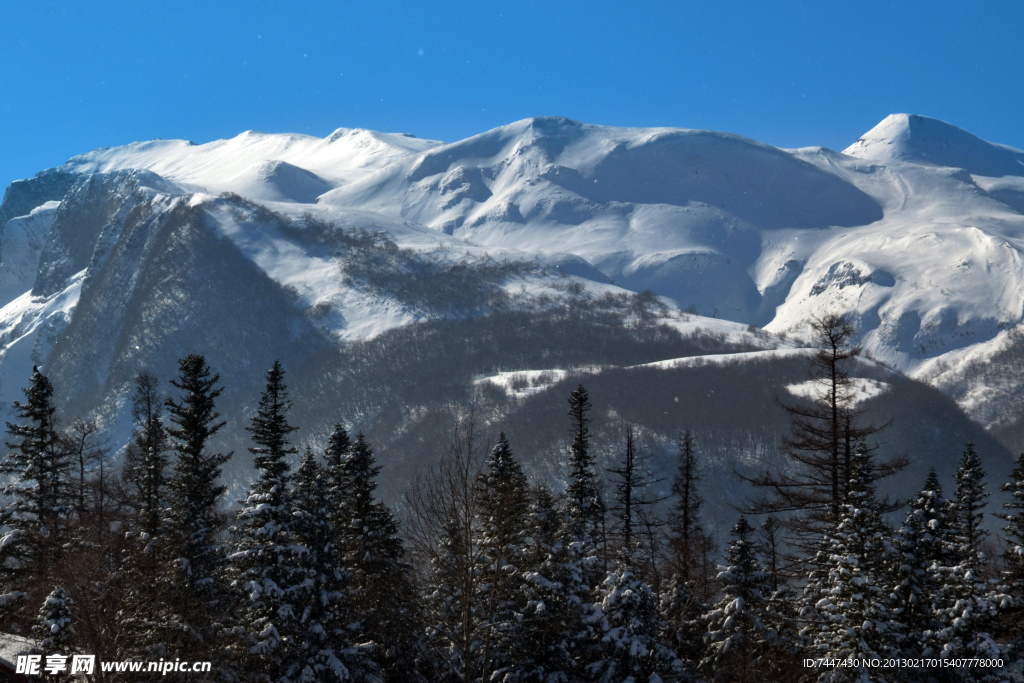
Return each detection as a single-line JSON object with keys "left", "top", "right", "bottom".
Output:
{"left": 701, "top": 517, "right": 776, "bottom": 683}
{"left": 289, "top": 447, "right": 377, "bottom": 683}
{"left": 565, "top": 385, "right": 605, "bottom": 549}
{"left": 230, "top": 361, "right": 300, "bottom": 679}
{"left": 122, "top": 370, "right": 169, "bottom": 538}
{"left": 0, "top": 367, "right": 72, "bottom": 628}
{"left": 156, "top": 354, "right": 233, "bottom": 664}
{"left": 325, "top": 430, "right": 416, "bottom": 681}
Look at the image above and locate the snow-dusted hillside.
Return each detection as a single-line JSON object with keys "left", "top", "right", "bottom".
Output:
{"left": 1, "top": 112, "right": 1022, "bottom": 509}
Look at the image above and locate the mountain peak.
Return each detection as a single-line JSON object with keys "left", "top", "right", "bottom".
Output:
{"left": 844, "top": 113, "right": 1024, "bottom": 177}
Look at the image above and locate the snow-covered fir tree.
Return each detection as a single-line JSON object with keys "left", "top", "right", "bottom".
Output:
{"left": 229, "top": 360, "right": 300, "bottom": 680}
{"left": 934, "top": 443, "right": 1004, "bottom": 673}
{"left": 999, "top": 451, "right": 1024, "bottom": 650}
{"left": 805, "top": 448, "right": 902, "bottom": 683}
{"left": 33, "top": 585, "right": 74, "bottom": 652}
{"left": 515, "top": 483, "right": 584, "bottom": 682}
{"left": 586, "top": 553, "right": 683, "bottom": 683}
{"left": 326, "top": 430, "right": 416, "bottom": 681}
{"left": 288, "top": 447, "right": 379, "bottom": 683}
{"left": 756, "top": 517, "right": 799, "bottom": 679}
{"left": 0, "top": 367, "right": 72, "bottom": 630}
{"left": 121, "top": 371, "right": 170, "bottom": 539}
{"left": 893, "top": 469, "right": 953, "bottom": 658}
{"left": 565, "top": 385, "right": 605, "bottom": 554}
{"left": 474, "top": 433, "right": 531, "bottom": 682}
{"left": 701, "top": 516, "right": 777, "bottom": 683}
{"left": 154, "top": 354, "right": 234, "bottom": 668}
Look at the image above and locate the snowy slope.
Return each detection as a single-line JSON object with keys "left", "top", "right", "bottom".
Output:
{"left": 3, "top": 113, "right": 1024, "bottom": 444}
{"left": 60, "top": 128, "right": 442, "bottom": 200}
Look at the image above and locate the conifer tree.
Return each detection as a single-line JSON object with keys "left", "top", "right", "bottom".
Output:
{"left": 658, "top": 574, "right": 703, "bottom": 672}
{"left": 893, "top": 469, "right": 953, "bottom": 658}
{"left": 515, "top": 483, "right": 582, "bottom": 682}
{"left": 230, "top": 361, "right": 300, "bottom": 679}
{"left": 289, "top": 447, "right": 378, "bottom": 683}
{"left": 34, "top": 586, "right": 74, "bottom": 652}
{"left": 154, "top": 354, "right": 233, "bottom": 665}
{"left": 0, "top": 367, "right": 71, "bottom": 629}
{"left": 122, "top": 370, "right": 169, "bottom": 538}
{"left": 806, "top": 449, "right": 902, "bottom": 681}
{"left": 474, "top": 433, "right": 531, "bottom": 681}
{"left": 701, "top": 517, "right": 777, "bottom": 683}
{"left": 328, "top": 431, "right": 416, "bottom": 681}
{"left": 935, "top": 443, "right": 1003, "bottom": 669}
{"left": 565, "top": 385, "right": 605, "bottom": 550}
{"left": 998, "top": 451, "right": 1024, "bottom": 649}
{"left": 586, "top": 560, "right": 682, "bottom": 683}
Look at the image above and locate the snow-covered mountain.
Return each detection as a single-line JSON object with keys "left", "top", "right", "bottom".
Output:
{"left": 1, "top": 113, "right": 1021, "bottom": 512}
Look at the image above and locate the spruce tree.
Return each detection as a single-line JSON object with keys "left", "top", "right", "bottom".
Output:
{"left": 516, "top": 483, "right": 582, "bottom": 682}
{"left": 288, "top": 447, "right": 378, "bottom": 683}
{"left": 474, "top": 434, "right": 531, "bottom": 682}
{"left": 328, "top": 432, "right": 416, "bottom": 681}
{"left": 230, "top": 361, "right": 300, "bottom": 679}
{"left": 999, "top": 451, "right": 1024, "bottom": 649}
{"left": 33, "top": 586, "right": 74, "bottom": 652}
{"left": 0, "top": 367, "right": 72, "bottom": 630}
{"left": 122, "top": 370, "right": 169, "bottom": 538}
{"left": 935, "top": 443, "right": 1003, "bottom": 670}
{"left": 701, "top": 517, "right": 776, "bottom": 683}
{"left": 586, "top": 561, "right": 682, "bottom": 683}
{"left": 893, "top": 469, "right": 953, "bottom": 658}
{"left": 806, "top": 449, "right": 902, "bottom": 682}
{"left": 565, "top": 385, "right": 605, "bottom": 549}
{"left": 155, "top": 354, "right": 233, "bottom": 665}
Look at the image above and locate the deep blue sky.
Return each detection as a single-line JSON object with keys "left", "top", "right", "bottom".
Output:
{"left": 1, "top": 1, "right": 1022, "bottom": 187}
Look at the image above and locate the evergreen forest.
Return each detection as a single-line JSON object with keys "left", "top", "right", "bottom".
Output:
{"left": 1, "top": 314, "right": 1022, "bottom": 683}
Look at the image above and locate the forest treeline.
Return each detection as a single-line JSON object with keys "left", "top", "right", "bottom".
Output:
{"left": 1, "top": 314, "right": 1023, "bottom": 682}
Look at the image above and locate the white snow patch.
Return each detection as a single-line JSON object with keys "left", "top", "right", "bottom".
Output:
{"left": 785, "top": 377, "right": 891, "bottom": 407}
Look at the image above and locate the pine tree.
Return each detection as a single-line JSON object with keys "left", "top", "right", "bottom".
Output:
{"left": 701, "top": 517, "right": 777, "bottom": 683}
{"left": 806, "top": 449, "right": 902, "bottom": 682}
{"left": 230, "top": 361, "right": 300, "bottom": 679}
{"left": 586, "top": 561, "right": 682, "bottom": 683}
{"left": 33, "top": 586, "right": 74, "bottom": 652}
{"left": 123, "top": 371, "right": 170, "bottom": 535}
{"left": 288, "top": 447, "right": 378, "bottom": 683}
{"left": 893, "top": 469, "right": 953, "bottom": 658}
{"left": 474, "top": 433, "right": 531, "bottom": 682}
{"left": 327, "top": 431, "right": 416, "bottom": 681}
{"left": 565, "top": 385, "right": 605, "bottom": 550}
{"left": 999, "top": 451, "right": 1024, "bottom": 649}
{"left": 0, "top": 367, "right": 72, "bottom": 630}
{"left": 154, "top": 354, "right": 233, "bottom": 665}
{"left": 934, "top": 443, "right": 1003, "bottom": 670}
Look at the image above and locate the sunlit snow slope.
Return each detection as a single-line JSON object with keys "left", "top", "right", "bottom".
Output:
{"left": 3, "top": 113, "right": 1024, "bottom": 445}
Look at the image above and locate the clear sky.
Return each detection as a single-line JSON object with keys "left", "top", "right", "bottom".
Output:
{"left": 1, "top": 0, "right": 1022, "bottom": 188}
